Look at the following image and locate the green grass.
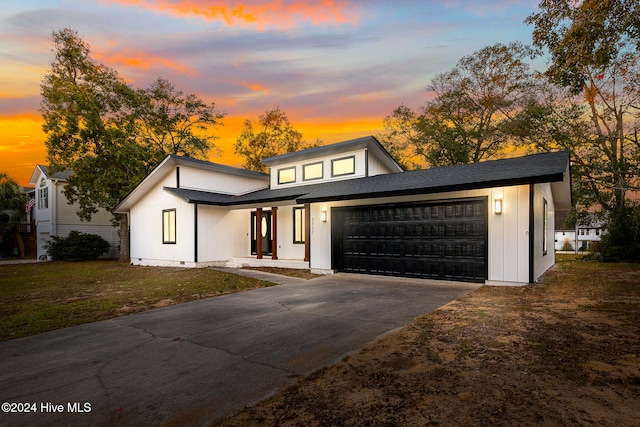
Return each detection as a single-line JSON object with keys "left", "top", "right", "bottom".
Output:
{"left": 0, "top": 260, "right": 275, "bottom": 342}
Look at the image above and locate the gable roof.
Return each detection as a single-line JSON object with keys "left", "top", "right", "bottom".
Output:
{"left": 163, "top": 151, "right": 571, "bottom": 208}
{"left": 114, "top": 155, "right": 269, "bottom": 212}
{"left": 262, "top": 135, "right": 404, "bottom": 173}
{"left": 29, "top": 165, "right": 72, "bottom": 185}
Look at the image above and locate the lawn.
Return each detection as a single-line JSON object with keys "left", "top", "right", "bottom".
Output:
{"left": 0, "top": 260, "right": 275, "bottom": 342}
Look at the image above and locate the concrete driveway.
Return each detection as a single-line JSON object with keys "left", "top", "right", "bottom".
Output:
{"left": 0, "top": 271, "right": 479, "bottom": 426}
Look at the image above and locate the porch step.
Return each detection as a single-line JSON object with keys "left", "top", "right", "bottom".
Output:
{"left": 225, "top": 258, "right": 309, "bottom": 270}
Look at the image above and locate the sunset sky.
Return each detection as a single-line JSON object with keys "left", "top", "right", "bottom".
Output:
{"left": 0, "top": 0, "right": 540, "bottom": 186}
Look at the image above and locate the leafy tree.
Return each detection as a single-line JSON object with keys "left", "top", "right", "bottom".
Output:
{"left": 526, "top": 0, "right": 640, "bottom": 260}
{"left": 40, "top": 28, "right": 224, "bottom": 261}
{"left": 234, "top": 107, "right": 321, "bottom": 172}
{"left": 0, "top": 172, "right": 26, "bottom": 234}
{"left": 136, "top": 77, "right": 226, "bottom": 164}
{"left": 377, "top": 104, "right": 426, "bottom": 170}
{"left": 381, "top": 43, "right": 538, "bottom": 168}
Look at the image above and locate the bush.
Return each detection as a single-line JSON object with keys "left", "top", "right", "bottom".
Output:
{"left": 591, "top": 205, "right": 640, "bottom": 263}
{"left": 561, "top": 240, "right": 574, "bottom": 252}
{"left": 45, "top": 231, "right": 111, "bottom": 261}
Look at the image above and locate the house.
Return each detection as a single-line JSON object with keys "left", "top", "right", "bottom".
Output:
{"left": 554, "top": 210, "right": 604, "bottom": 252}
{"left": 114, "top": 136, "right": 572, "bottom": 285}
{"left": 28, "top": 165, "right": 120, "bottom": 259}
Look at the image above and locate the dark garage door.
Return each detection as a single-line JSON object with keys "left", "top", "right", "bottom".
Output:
{"left": 331, "top": 198, "right": 488, "bottom": 283}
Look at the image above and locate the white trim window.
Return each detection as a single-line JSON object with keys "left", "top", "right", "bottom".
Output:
{"left": 331, "top": 156, "right": 355, "bottom": 177}
{"left": 38, "top": 187, "right": 48, "bottom": 209}
{"left": 278, "top": 167, "right": 296, "bottom": 184}
{"left": 303, "top": 161, "right": 323, "bottom": 181}
{"left": 163, "top": 209, "right": 176, "bottom": 244}
{"left": 293, "top": 206, "right": 305, "bottom": 243}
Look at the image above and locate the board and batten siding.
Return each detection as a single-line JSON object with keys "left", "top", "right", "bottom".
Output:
{"left": 365, "top": 149, "right": 398, "bottom": 176}
{"left": 129, "top": 169, "right": 195, "bottom": 266}
{"left": 130, "top": 165, "right": 269, "bottom": 267}
{"left": 309, "top": 185, "right": 534, "bottom": 284}
{"left": 179, "top": 167, "right": 268, "bottom": 194}
{"left": 196, "top": 208, "right": 247, "bottom": 262}
{"left": 532, "top": 182, "right": 555, "bottom": 281}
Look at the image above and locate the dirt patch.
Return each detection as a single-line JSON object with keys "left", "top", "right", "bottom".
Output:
{"left": 220, "top": 258, "right": 640, "bottom": 426}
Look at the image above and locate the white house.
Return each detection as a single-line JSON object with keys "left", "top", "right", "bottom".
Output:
{"left": 28, "top": 165, "right": 120, "bottom": 259}
{"left": 115, "top": 136, "right": 572, "bottom": 285}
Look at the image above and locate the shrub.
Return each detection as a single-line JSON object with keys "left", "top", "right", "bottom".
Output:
{"left": 45, "top": 231, "right": 111, "bottom": 261}
{"left": 591, "top": 205, "right": 640, "bottom": 263}
{"left": 561, "top": 240, "right": 574, "bottom": 252}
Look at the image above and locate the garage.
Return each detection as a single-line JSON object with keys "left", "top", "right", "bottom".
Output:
{"left": 331, "top": 198, "right": 488, "bottom": 283}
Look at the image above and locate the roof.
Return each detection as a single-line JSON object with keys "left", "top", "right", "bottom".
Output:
{"left": 262, "top": 135, "right": 404, "bottom": 173}
{"left": 163, "top": 150, "right": 572, "bottom": 207}
{"left": 114, "top": 155, "right": 269, "bottom": 212}
{"left": 29, "top": 165, "right": 72, "bottom": 185}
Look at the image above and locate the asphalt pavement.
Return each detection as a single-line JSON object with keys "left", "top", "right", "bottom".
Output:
{"left": 0, "top": 271, "right": 479, "bottom": 426}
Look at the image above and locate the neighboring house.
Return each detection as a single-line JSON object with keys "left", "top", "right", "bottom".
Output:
{"left": 115, "top": 136, "right": 572, "bottom": 286}
{"left": 554, "top": 210, "right": 604, "bottom": 252}
{"left": 28, "top": 165, "right": 120, "bottom": 259}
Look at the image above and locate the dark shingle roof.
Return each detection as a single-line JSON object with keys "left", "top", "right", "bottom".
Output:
{"left": 163, "top": 188, "right": 235, "bottom": 205}
{"left": 164, "top": 151, "right": 570, "bottom": 206}
{"left": 297, "top": 150, "right": 570, "bottom": 203}
{"left": 38, "top": 165, "right": 73, "bottom": 180}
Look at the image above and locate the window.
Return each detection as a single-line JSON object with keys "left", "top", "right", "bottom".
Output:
{"left": 596, "top": 229, "right": 600, "bottom": 236}
{"left": 162, "top": 209, "right": 176, "bottom": 244}
{"left": 278, "top": 167, "right": 296, "bottom": 184}
{"left": 331, "top": 156, "right": 355, "bottom": 177}
{"left": 542, "top": 198, "right": 548, "bottom": 256}
{"left": 293, "top": 206, "right": 305, "bottom": 244}
{"left": 38, "top": 187, "right": 48, "bottom": 209}
{"left": 303, "top": 162, "right": 323, "bottom": 181}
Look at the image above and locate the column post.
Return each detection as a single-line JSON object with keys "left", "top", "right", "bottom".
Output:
{"left": 304, "top": 203, "right": 310, "bottom": 263}
{"left": 256, "top": 207, "right": 263, "bottom": 259}
{"left": 271, "top": 207, "right": 278, "bottom": 260}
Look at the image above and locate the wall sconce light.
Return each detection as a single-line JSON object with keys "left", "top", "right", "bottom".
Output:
{"left": 321, "top": 209, "right": 327, "bottom": 222}
{"left": 494, "top": 198, "right": 503, "bottom": 215}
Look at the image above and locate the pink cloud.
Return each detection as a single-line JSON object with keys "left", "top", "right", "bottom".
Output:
{"left": 94, "top": 48, "right": 199, "bottom": 77}
{"left": 104, "top": 0, "right": 360, "bottom": 29}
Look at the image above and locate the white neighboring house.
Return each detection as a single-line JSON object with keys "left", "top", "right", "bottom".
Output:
{"left": 115, "top": 136, "right": 572, "bottom": 286}
{"left": 554, "top": 211, "right": 604, "bottom": 252}
{"left": 28, "top": 165, "right": 120, "bottom": 260}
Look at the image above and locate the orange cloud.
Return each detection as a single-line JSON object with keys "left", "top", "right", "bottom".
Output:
{"left": 105, "top": 0, "right": 360, "bottom": 29}
{"left": 94, "top": 49, "right": 199, "bottom": 77}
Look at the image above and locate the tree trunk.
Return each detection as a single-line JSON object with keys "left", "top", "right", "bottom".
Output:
{"left": 119, "top": 214, "right": 130, "bottom": 262}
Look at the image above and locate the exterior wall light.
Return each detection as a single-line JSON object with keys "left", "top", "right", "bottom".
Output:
{"left": 494, "top": 198, "right": 503, "bottom": 215}
{"left": 321, "top": 209, "right": 327, "bottom": 222}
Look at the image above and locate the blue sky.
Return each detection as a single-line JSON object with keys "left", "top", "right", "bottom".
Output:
{"left": 0, "top": 0, "right": 541, "bottom": 185}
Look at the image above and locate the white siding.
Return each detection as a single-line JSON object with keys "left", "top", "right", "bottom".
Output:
{"left": 197, "top": 208, "right": 248, "bottom": 262}
{"left": 180, "top": 167, "right": 267, "bottom": 194}
{"left": 129, "top": 171, "right": 194, "bottom": 266}
{"left": 270, "top": 149, "right": 369, "bottom": 188}
{"left": 272, "top": 205, "right": 306, "bottom": 260}
{"left": 366, "top": 149, "right": 397, "bottom": 176}
{"left": 532, "top": 182, "right": 555, "bottom": 281}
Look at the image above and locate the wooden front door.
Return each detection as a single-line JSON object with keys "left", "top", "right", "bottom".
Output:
{"left": 251, "top": 210, "right": 272, "bottom": 256}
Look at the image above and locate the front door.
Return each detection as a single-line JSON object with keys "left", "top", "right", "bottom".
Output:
{"left": 251, "top": 211, "right": 272, "bottom": 256}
